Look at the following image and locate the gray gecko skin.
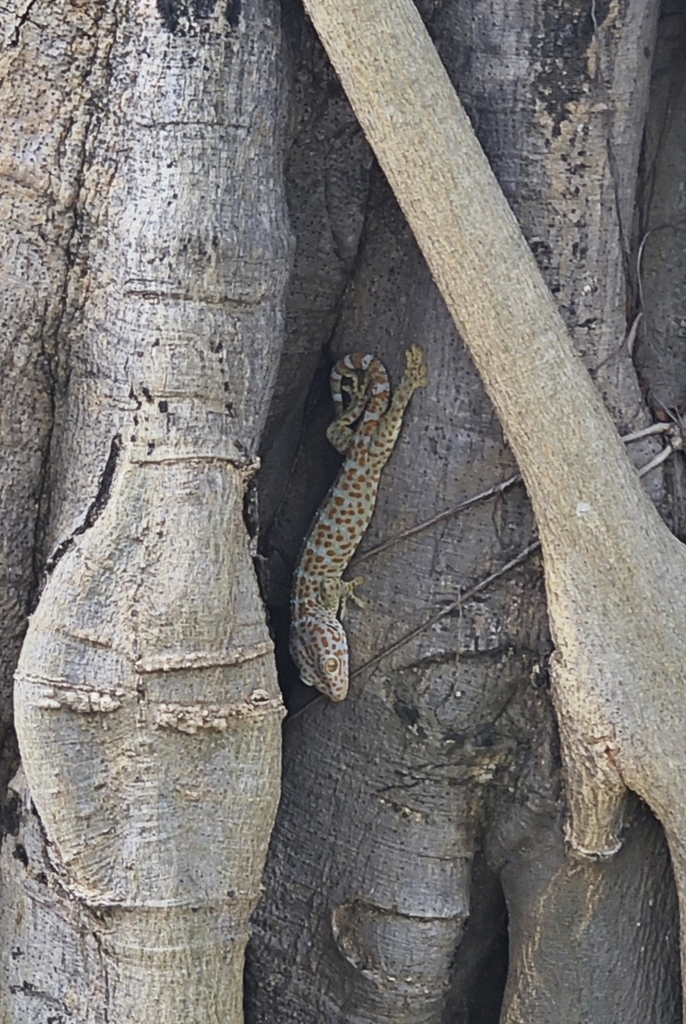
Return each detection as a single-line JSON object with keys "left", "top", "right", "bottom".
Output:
{"left": 289, "top": 345, "right": 428, "bottom": 701}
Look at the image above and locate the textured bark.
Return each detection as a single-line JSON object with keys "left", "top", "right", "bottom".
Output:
{"left": 0, "top": 2, "right": 289, "bottom": 1021}
{"left": 0, "top": 0, "right": 104, "bottom": 769}
{"left": 247, "top": 1, "right": 682, "bottom": 1021}
{"left": 290, "top": 0, "right": 686, "bottom": 1006}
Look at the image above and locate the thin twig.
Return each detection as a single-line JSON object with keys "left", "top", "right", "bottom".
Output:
{"left": 638, "top": 444, "right": 677, "bottom": 477}
{"left": 625, "top": 311, "right": 642, "bottom": 357}
{"left": 350, "top": 434, "right": 680, "bottom": 679}
{"left": 285, "top": 691, "right": 324, "bottom": 722}
{"left": 351, "top": 473, "right": 522, "bottom": 567}
{"left": 592, "top": 312, "right": 643, "bottom": 374}
{"left": 351, "top": 540, "right": 541, "bottom": 681}
{"left": 636, "top": 228, "right": 652, "bottom": 311}
{"left": 636, "top": 221, "right": 686, "bottom": 311}
{"left": 620, "top": 422, "right": 672, "bottom": 444}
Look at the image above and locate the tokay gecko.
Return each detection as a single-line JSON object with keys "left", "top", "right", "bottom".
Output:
{"left": 290, "top": 345, "right": 428, "bottom": 701}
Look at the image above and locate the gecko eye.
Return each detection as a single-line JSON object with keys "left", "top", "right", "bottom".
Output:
{"left": 323, "top": 656, "right": 340, "bottom": 675}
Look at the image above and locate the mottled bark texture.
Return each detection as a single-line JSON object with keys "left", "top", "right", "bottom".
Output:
{"left": 0, "top": 2, "right": 289, "bottom": 1022}
{"left": 0, "top": 0, "right": 98, "bottom": 782}
{"left": 247, "top": 1, "right": 682, "bottom": 1022}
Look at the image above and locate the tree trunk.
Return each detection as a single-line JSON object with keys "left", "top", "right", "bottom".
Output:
{"left": 0, "top": 3, "right": 289, "bottom": 1021}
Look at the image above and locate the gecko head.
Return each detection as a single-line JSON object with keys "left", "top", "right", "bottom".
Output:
{"left": 289, "top": 614, "right": 350, "bottom": 702}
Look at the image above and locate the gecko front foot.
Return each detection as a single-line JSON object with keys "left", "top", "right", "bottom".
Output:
{"left": 403, "top": 344, "right": 429, "bottom": 391}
